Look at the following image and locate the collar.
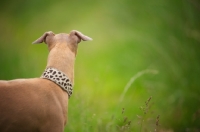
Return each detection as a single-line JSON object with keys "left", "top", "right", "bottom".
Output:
{"left": 40, "top": 67, "right": 73, "bottom": 98}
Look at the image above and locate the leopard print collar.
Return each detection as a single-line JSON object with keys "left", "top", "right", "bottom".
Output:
{"left": 41, "top": 67, "right": 73, "bottom": 98}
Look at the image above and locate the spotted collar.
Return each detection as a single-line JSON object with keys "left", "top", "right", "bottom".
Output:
{"left": 40, "top": 67, "right": 73, "bottom": 98}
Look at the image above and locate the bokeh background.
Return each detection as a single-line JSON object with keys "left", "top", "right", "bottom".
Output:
{"left": 0, "top": 0, "right": 200, "bottom": 131}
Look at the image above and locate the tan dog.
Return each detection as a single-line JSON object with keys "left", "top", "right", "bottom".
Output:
{"left": 0, "top": 30, "right": 92, "bottom": 132}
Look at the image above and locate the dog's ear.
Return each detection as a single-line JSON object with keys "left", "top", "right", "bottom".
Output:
{"left": 70, "top": 30, "right": 92, "bottom": 41}
{"left": 32, "top": 31, "right": 54, "bottom": 44}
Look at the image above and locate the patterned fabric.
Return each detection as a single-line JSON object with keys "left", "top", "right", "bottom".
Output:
{"left": 41, "top": 67, "right": 73, "bottom": 98}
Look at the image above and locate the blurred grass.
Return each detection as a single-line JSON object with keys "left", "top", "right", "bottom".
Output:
{"left": 0, "top": 0, "right": 200, "bottom": 131}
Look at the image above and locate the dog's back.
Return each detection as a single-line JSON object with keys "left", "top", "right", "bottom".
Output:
{"left": 0, "top": 79, "right": 68, "bottom": 132}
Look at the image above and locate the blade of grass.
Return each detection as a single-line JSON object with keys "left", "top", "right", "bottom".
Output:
{"left": 119, "top": 69, "right": 158, "bottom": 103}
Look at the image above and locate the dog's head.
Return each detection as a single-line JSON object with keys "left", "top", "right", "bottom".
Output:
{"left": 32, "top": 30, "right": 92, "bottom": 55}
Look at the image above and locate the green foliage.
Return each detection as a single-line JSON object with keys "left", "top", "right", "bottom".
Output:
{"left": 0, "top": 0, "right": 200, "bottom": 131}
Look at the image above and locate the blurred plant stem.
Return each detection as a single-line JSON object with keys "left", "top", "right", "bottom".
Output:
{"left": 119, "top": 69, "right": 158, "bottom": 103}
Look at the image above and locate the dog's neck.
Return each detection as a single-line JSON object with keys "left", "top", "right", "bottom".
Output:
{"left": 46, "top": 44, "right": 75, "bottom": 85}
{"left": 41, "top": 44, "right": 76, "bottom": 98}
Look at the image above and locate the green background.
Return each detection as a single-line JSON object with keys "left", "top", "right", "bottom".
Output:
{"left": 0, "top": 0, "right": 200, "bottom": 131}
